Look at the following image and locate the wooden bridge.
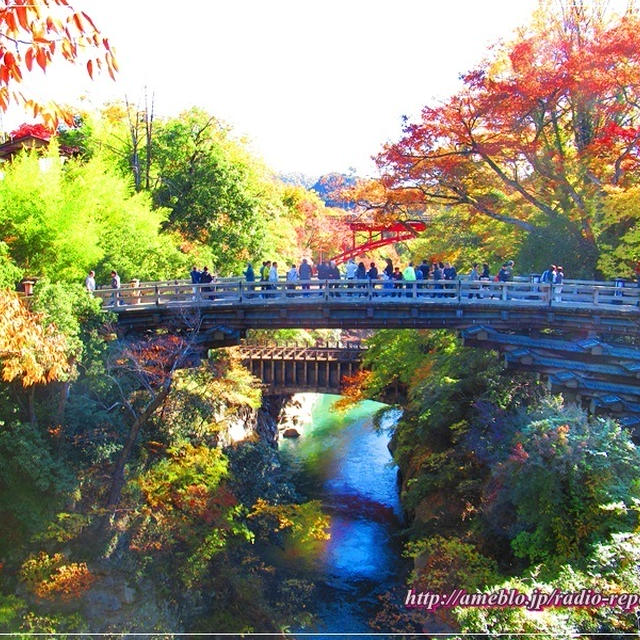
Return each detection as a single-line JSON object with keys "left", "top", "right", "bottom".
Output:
{"left": 236, "top": 341, "right": 364, "bottom": 395}
{"left": 91, "top": 276, "right": 640, "bottom": 424}
{"left": 237, "top": 332, "right": 640, "bottom": 427}
{"left": 94, "top": 278, "right": 640, "bottom": 343}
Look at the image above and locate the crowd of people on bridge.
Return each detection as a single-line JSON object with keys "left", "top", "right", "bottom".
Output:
{"left": 239, "top": 257, "right": 522, "bottom": 289}
{"left": 86, "top": 256, "right": 574, "bottom": 304}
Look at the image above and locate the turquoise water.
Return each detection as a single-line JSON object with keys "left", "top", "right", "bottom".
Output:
{"left": 279, "top": 395, "right": 407, "bottom": 636}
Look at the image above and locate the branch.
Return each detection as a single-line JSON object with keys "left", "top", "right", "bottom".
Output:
{"left": 475, "top": 147, "right": 559, "bottom": 218}
{"left": 465, "top": 195, "right": 537, "bottom": 232}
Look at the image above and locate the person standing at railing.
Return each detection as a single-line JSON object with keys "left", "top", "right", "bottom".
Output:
{"left": 190, "top": 265, "right": 201, "bottom": 284}
{"left": 244, "top": 262, "right": 255, "bottom": 298}
{"left": 443, "top": 261, "right": 457, "bottom": 298}
{"left": 328, "top": 260, "right": 340, "bottom": 296}
{"left": 367, "top": 262, "right": 379, "bottom": 291}
{"left": 381, "top": 270, "right": 394, "bottom": 296}
{"left": 415, "top": 262, "right": 425, "bottom": 297}
{"left": 383, "top": 258, "right": 393, "bottom": 279}
{"left": 540, "top": 265, "right": 556, "bottom": 303}
{"left": 190, "top": 265, "right": 201, "bottom": 300}
{"left": 355, "top": 261, "right": 367, "bottom": 295}
{"left": 480, "top": 263, "right": 491, "bottom": 299}
{"left": 403, "top": 262, "right": 416, "bottom": 297}
{"left": 200, "top": 266, "right": 213, "bottom": 299}
{"left": 418, "top": 259, "right": 430, "bottom": 280}
{"left": 286, "top": 263, "right": 298, "bottom": 297}
{"left": 110, "top": 270, "right": 121, "bottom": 306}
{"left": 85, "top": 270, "right": 96, "bottom": 293}
{"left": 433, "top": 262, "right": 444, "bottom": 297}
{"left": 393, "top": 266, "right": 403, "bottom": 296}
{"left": 268, "top": 261, "right": 278, "bottom": 295}
{"left": 299, "top": 258, "right": 312, "bottom": 294}
{"left": 467, "top": 263, "right": 480, "bottom": 299}
{"left": 345, "top": 258, "right": 358, "bottom": 281}
{"left": 554, "top": 266, "right": 564, "bottom": 302}
{"left": 260, "top": 261, "right": 271, "bottom": 296}
{"left": 317, "top": 260, "right": 329, "bottom": 281}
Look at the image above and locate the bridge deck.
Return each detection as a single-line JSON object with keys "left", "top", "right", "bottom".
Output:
{"left": 94, "top": 278, "right": 640, "bottom": 337}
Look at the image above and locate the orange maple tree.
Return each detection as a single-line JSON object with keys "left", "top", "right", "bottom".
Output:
{"left": 0, "top": 289, "right": 71, "bottom": 387}
{"left": 0, "top": 0, "right": 116, "bottom": 126}
{"left": 361, "top": 3, "right": 640, "bottom": 267}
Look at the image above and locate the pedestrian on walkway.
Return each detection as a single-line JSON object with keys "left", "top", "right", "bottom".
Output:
{"left": 346, "top": 258, "right": 358, "bottom": 280}
{"left": 110, "top": 270, "right": 121, "bottom": 306}
{"left": 286, "top": 263, "right": 298, "bottom": 296}
{"left": 299, "top": 258, "right": 312, "bottom": 294}
{"left": 244, "top": 262, "right": 256, "bottom": 298}
{"left": 268, "top": 261, "right": 279, "bottom": 295}
{"left": 554, "top": 266, "right": 564, "bottom": 302}
{"left": 403, "top": 262, "right": 417, "bottom": 297}
{"left": 190, "top": 265, "right": 201, "bottom": 284}
{"left": 85, "top": 270, "right": 96, "bottom": 293}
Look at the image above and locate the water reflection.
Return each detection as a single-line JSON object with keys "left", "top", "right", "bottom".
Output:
{"left": 279, "top": 395, "right": 407, "bottom": 636}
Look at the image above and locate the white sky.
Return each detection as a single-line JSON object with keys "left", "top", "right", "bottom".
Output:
{"left": 6, "top": 0, "right": 546, "bottom": 177}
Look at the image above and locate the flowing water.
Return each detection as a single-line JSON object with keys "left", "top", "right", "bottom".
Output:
{"left": 278, "top": 394, "right": 408, "bottom": 636}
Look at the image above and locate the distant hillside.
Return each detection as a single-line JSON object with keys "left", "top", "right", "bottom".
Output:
{"left": 311, "top": 172, "right": 357, "bottom": 209}
{"left": 278, "top": 172, "right": 317, "bottom": 189}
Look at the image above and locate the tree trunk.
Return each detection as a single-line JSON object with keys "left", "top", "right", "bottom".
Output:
{"left": 105, "top": 387, "right": 170, "bottom": 510}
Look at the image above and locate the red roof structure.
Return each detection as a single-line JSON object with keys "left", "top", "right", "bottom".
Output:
{"left": 0, "top": 123, "right": 77, "bottom": 161}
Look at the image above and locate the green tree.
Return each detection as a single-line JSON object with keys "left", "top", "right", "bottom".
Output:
{"left": 152, "top": 109, "right": 266, "bottom": 273}
{"left": 0, "top": 147, "right": 187, "bottom": 283}
{"left": 484, "top": 401, "right": 640, "bottom": 566}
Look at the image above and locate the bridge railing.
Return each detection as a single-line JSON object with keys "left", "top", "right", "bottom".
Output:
{"left": 92, "top": 278, "right": 640, "bottom": 311}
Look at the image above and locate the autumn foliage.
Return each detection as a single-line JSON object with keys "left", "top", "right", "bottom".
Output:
{"left": 20, "top": 552, "right": 95, "bottom": 601}
{"left": 0, "top": 0, "right": 116, "bottom": 125}
{"left": 0, "top": 289, "right": 71, "bottom": 387}
{"left": 360, "top": 3, "right": 640, "bottom": 272}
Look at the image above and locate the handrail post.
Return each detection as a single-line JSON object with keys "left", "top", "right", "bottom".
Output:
{"left": 593, "top": 287, "right": 599, "bottom": 306}
{"left": 238, "top": 279, "right": 243, "bottom": 302}
{"left": 457, "top": 279, "right": 461, "bottom": 302}
{"left": 502, "top": 283, "right": 508, "bottom": 301}
{"left": 155, "top": 285, "right": 159, "bottom": 306}
{"left": 368, "top": 278, "right": 373, "bottom": 300}
{"left": 324, "top": 280, "right": 329, "bottom": 301}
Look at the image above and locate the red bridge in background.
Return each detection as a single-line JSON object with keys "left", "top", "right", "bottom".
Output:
{"left": 330, "top": 220, "right": 427, "bottom": 265}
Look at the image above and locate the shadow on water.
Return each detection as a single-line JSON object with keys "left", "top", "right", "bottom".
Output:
{"left": 278, "top": 394, "right": 410, "bottom": 637}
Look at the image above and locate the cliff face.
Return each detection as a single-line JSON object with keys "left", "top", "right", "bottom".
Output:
{"left": 223, "top": 392, "right": 321, "bottom": 446}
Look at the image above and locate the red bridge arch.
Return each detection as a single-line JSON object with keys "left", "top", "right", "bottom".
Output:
{"left": 329, "top": 220, "right": 427, "bottom": 265}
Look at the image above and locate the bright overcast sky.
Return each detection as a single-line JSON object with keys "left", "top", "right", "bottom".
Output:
{"left": 6, "top": 0, "right": 551, "bottom": 177}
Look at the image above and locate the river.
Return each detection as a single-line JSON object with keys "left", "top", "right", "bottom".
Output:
{"left": 278, "top": 394, "right": 408, "bottom": 636}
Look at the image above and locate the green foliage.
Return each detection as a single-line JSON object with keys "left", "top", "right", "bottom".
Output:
{"left": 484, "top": 401, "right": 640, "bottom": 566}
{"left": 0, "top": 241, "right": 22, "bottom": 288}
{"left": 0, "top": 150, "right": 186, "bottom": 283}
{"left": 456, "top": 533, "right": 640, "bottom": 635}
{"left": 129, "top": 443, "right": 251, "bottom": 584}
{"left": 0, "top": 421, "right": 74, "bottom": 559}
{"left": 362, "top": 329, "right": 437, "bottom": 397}
{"left": 0, "top": 594, "right": 26, "bottom": 632}
{"left": 158, "top": 355, "right": 262, "bottom": 444}
{"left": 515, "top": 215, "right": 599, "bottom": 278}
{"left": 596, "top": 185, "right": 640, "bottom": 279}
{"left": 362, "top": 325, "right": 640, "bottom": 633}
{"left": 404, "top": 535, "right": 500, "bottom": 592}
{"left": 152, "top": 109, "right": 266, "bottom": 274}
{"left": 225, "top": 440, "right": 298, "bottom": 507}
{"left": 31, "top": 280, "right": 105, "bottom": 361}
